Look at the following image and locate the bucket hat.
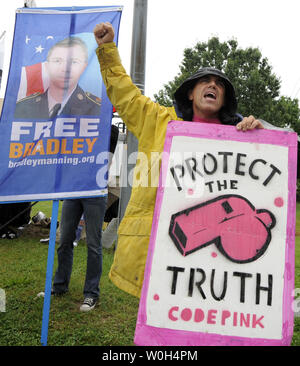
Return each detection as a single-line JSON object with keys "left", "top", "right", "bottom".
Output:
{"left": 174, "top": 67, "right": 237, "bottom": 121}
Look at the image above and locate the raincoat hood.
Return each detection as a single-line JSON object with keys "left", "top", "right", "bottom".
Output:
{"left": 174, "top": 67, "right": 238, "bottom": 123}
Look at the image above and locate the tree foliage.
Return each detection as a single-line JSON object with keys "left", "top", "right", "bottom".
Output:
{"left": 154, "top": 37, "right": 300, "bottom": 133}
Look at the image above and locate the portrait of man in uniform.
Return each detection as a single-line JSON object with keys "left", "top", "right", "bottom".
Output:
{"left": 14, "top": 36, "right": 101, "bottom": 119}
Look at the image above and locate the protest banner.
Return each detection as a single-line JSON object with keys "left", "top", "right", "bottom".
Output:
{"left": 135, "top": 121, "right": 297, "bottom": 346}
{"left": 0, "top": 6, "right": 122, "bottom": 202}
{"left": 0, "top": 6, "right": 122, "bottom": 346}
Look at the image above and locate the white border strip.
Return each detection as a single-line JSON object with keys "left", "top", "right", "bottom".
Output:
{"left": 16, "top": 6, "right": 123, "bottom": 15}
{"left": 0, "top": 189, "right": 108, "bottom": 202}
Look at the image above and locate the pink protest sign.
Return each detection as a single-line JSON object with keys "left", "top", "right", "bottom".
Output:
{"left": 134, "top": 121, "right": 297, "bottom": 346}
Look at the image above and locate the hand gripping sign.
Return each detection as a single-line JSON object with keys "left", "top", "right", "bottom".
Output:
{"left": 134, "top": 121, "right": 297, "bottom": 346}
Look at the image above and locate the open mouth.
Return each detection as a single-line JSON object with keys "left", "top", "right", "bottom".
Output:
{"left": 204, "top": 91, "right": 217, "bottom": 100}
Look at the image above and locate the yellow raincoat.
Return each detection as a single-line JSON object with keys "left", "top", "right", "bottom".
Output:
{"left": 97, "top": 42, "right": 181, "bottom": 297}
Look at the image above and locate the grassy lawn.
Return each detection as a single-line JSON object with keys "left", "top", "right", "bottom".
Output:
{"left": 0, "top": 200, "right": 300, "bottom": 346}
{"left": 0, "top": 201, "right": 139, "bottom": 346}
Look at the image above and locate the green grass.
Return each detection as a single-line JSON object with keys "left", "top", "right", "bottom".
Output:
{"left": 0, "top": 201, "right": 139, "bottom": 346}
{"left": 0, "top": 201, "right": 300, "bottom": 346}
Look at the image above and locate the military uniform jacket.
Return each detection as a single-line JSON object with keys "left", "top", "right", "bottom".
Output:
{"left": 14, "top": 85, "right": 101, "bottom": 119}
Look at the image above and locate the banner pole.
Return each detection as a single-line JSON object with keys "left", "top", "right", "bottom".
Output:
{"left": 40, "top": 199, "right": 59, "bottom": 346}
{"left": 118, "top": 0, "right": 148, "bottom": 224}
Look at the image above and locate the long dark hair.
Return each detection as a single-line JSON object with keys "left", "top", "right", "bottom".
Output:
{"left": 179, "top": 103, "right": 241, "bottom": 125}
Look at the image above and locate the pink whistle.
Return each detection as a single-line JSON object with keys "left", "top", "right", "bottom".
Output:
{"left": 169, "top": 195, "right": 276, "bottom": 263}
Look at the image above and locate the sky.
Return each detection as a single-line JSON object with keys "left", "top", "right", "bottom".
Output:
{"left": 0, "top": 0, "right": 300, "bottom": 106}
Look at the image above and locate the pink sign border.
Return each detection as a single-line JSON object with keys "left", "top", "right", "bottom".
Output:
{"left": 134, "top": 121, "right": 298, "bottom": 346}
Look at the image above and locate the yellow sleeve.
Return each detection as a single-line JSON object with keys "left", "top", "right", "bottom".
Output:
{"left": 96, "top": 42, "right": 175, "bottom": 141}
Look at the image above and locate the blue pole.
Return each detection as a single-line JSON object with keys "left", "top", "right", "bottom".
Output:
{"left": 40, "top": 199, "right": 59, "bottom": 346}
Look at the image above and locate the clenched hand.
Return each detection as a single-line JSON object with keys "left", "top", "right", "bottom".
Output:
{"left": 94, "top": 22, "right": 115, "bottom": 47}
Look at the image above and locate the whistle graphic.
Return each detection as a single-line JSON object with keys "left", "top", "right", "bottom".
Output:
{"left": 169, "top": 195, "right": 276, "bottom": 263}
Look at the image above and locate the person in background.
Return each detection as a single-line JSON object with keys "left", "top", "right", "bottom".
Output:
{"left": 51, "top": 124, "right": 119, "bottom": 312}
{"left": 93, "top": 22, "right": 264, "bottom": 298}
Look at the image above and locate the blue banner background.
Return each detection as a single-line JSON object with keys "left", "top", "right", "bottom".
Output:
{"left": 0, "top": 7, "right": 122, "bottom": 202}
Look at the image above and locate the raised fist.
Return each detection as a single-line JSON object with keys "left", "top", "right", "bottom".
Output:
{"left": 93, "top": 22, "right": 115, "bottom": 47}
